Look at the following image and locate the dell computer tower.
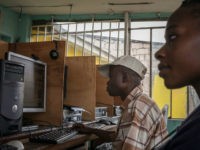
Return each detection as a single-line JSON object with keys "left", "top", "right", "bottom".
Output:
{"left": 0, "top": 60, "right": 24, "bottom": 135}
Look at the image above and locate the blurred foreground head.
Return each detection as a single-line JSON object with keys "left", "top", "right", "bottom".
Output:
{"left": 155, "top": 0, "right": 200, "bottom": 89}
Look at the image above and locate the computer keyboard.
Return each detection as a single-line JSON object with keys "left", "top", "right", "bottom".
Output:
{"left": 29, "top": 128, "right": 78, "bottom": 144}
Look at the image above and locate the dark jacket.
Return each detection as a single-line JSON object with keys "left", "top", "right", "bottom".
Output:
{"left": 158, "top": 105, "right": 200, "bottom": 150}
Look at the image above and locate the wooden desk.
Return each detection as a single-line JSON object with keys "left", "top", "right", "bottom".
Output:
{"left": 0, "top": 125, "right": 116, "bottom": 150}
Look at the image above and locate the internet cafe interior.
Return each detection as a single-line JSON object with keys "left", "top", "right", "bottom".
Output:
{"left": 0, "top": 0, "right": 195, "bottom": 149}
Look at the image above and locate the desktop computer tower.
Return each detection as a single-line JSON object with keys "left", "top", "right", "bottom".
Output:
{"left": 0, "top": 60, "right": 24, "bottom": 136}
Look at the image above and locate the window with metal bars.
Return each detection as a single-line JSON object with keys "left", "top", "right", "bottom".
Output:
{"left": 30, "top": 20, "right": 125, "bottom": 64}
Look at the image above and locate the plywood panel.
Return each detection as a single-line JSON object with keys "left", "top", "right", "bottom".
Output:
{"left": 114, "top": 96, "right": 123, "bottom": 106}
{"left": 9, "top": 41, "right": 66, "bottom": 126}
{"left": 0, "top": 40, "right": 8, "bottom": 59}
{"left": 64, "top": 56, "right": 96, "bottom": 121}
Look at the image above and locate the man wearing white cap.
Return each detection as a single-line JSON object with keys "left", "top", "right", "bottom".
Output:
{"left": 73, "top": 55, "right": 168, "bottom": 150}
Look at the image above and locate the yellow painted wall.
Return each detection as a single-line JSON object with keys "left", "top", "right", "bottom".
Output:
{"left": 152, "top": 75, "right": 171, "bottom": 117}
{"left": 152, "top": 75, "right": 187, "bottom": 118}
{"left": 172, "top": 88, "right": 187, "bottom": 118}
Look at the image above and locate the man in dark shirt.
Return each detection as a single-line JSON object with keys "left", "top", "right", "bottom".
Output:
{"left": 155, "top": 0, "right": 200, "bottom": 149}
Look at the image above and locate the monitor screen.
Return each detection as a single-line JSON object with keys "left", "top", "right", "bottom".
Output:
{"left": 6, "top": 51, "right": 47, "bottom": 113}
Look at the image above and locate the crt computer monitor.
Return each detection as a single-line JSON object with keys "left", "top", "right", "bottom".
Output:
{"left": 6, "top": 51, "right": 47, "bottom": 113}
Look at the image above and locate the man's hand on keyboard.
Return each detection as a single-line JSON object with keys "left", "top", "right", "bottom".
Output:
{"left": 72, "top": 123, "right": 117, "bottom": 142}
{"left": 72, "top": 123, "right": 91, "bottom": 134}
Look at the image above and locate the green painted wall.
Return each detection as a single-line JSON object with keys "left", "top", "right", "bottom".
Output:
{"left": 0, "top": 6, "right": 18, "bottom": 42}
{"left": 0, "top": 6, "right": 31, "bottom": 43}
{"left": 17, "top": 14, "right": 32, "bottom": 42}
{"left": 167, "top": 119, "right": 183, "bottom": 133}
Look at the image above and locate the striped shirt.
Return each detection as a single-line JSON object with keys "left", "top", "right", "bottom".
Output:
{"left": 112, "top": 85, "right": 168, "bottom": 150}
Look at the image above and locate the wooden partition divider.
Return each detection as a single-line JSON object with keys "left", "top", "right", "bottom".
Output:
{"left": 64, "top": 56, "right": 96, "bottom": 121}
{"left": 8, "top": 41, "right": 66, "bottom": 126}
{"left": 0, "top": 41, "right": 9, "bottom": 58}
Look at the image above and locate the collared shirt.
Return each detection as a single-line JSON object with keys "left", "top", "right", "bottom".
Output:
{"left": 112, "top": 85, "right": 168, "bottom": 150}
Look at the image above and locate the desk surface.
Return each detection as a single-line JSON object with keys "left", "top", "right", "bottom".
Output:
{"left": 0, "top": 125, "right": 116, "bottom": 150}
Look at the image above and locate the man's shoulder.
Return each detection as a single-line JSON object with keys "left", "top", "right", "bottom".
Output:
{"left": 135, "top": 93, "right": 156, "bottom": 107}
{"left": 134, "top": 94, "right": 162, "bottom": 118}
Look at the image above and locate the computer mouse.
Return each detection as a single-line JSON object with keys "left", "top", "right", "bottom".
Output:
{"left": 98, "top": 119, "right": 111, "bottom": 125}
{"left": 6, "top": 140, "right": 24, "bottom": 150}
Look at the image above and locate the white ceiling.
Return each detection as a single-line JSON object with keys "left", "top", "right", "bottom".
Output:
{"left": 0, "top": 0, "right": 182, "bottom": 15}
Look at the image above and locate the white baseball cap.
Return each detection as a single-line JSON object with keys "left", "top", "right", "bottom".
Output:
{"left": 98, "top": 55, "right": 147, "bottom": 79}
